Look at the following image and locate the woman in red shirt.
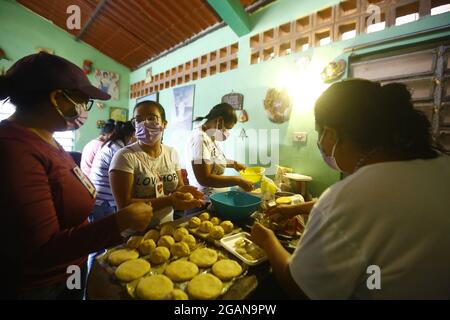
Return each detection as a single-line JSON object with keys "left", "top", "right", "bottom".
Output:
{"left": 0, "top": 52, "right": 153, "bottom": 299}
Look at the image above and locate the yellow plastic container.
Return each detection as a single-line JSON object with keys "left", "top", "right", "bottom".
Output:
{"left": 239, "top": 167, "right": 266, "bottom": 183}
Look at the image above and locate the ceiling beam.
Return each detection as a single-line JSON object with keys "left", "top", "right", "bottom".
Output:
{"left": 76, "top": 0, "right": 109, "bottom": 41}
{"left": 206, "top": 0, "right": 252, "bottom": 37}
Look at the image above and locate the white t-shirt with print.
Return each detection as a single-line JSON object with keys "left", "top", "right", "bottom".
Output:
{"left": 186, "top": 127, "right": 229, "bottom": 194}
{"left": 109, "top": 142, "right": 181, "bottom": 224}
{"left": 289, "top": 155, "right": 450, "bottom": 299}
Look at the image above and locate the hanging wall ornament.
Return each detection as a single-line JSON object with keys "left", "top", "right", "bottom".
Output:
{"left": 238, "top": 109, "right": 249, "bottom": 123}
{"left": 221, "top": 91, "right": 244, "bottom": 110}
{"left": 239, "top": 128, "right": 248, "bottom": 140}
{"left": 222, "top": 91, "right": 248, "bottom": 122}
{"left": 83, "top": 60, "right": 93, "bottom": 75}
{"left": 263, "top": 88, "right": 293, "bottom": 124}
{"left": 321, "top": 59, "right": 346, "bottom": 83}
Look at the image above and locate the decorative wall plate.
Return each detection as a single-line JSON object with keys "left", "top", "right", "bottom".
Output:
{"left": 263, "top": 88, "right": 293, "bottom": 124}
{"left": 321, "top": 59, "right": 346, "bottom": 83}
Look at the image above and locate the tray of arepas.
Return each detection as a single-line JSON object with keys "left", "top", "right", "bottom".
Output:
{"left": 97, "top": 219, "right": 250, "bottom": 300}
{"left": 180, "top": 211, "right": 242, "bottom": 245}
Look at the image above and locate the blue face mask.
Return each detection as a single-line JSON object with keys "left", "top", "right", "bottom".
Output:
{"left": 317, "top": 131, "right": 343, "bottom": 172}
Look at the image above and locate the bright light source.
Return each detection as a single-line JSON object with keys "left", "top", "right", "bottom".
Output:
{"left": 276, "top": 60, "right": 329, "bottom": 114}
{"left": 367, "top": 21, "right": 386, "bottom": 33}
{"left": 341, "top": 30, "right": 356, "bottom": 40}
{"left": 302, "top": 43, "right": 310, "bottom": 51}
{"left": 319, "top": 37, "right": 331, "bottom": 46}
{"left": 395, "top": 13, "right": 419, "bottom": 26}
{"left": 285, "top": 48, "right": 292, "bottom": 55}
{"left": 431, "top": 4, "right": 450, "bottom": 15}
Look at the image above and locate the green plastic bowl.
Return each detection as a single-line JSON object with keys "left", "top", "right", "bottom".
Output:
{"left": 210, "top": 191, "right": 262, "bottom": 221}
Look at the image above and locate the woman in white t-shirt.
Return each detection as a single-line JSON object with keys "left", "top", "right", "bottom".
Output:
{"left": 251, "top": 79, "right": 450, "bottom": 299}
{"left": 186, "top": 103, "right": 253, "bottom": 195}
{"left": 110, "top": 101, "right": 204, "bottom": 225}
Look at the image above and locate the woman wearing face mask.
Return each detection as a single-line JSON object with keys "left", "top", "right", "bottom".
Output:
{"left": 0, "top": 53, "right": 153, "bottom": 299}
{"left": 251, "top": 79, "right": 450, "bottom": 299}
{"left": 186, "top": 103, "right": 253, "bottom": 196}
{"left": 80, "top": 119, "right": 116, "bottom": 177}
{"left": 89, "top": 121, "right": 136, "bottom": 221}
{"left": 109, "top": 100, "right": 204, "bottom": 226}
{"left": 88, "top": 121, "right": 135, "bottom": 272}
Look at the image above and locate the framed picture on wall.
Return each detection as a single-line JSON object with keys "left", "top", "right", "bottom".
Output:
{"left": 94, "top": 69, "right": 120, "bottom": 100}
{"left": 109, "top": 107, "right": 128, "bottom": 122}
{"left": 172, "top": 84, "right": 195, "bottom": 131}
{"left": 136, "top": 92, "right": 159, "bottom": 104}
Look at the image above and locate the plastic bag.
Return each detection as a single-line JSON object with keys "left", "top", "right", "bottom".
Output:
{"left": 261, "top": 176, "right": 277, "bottom": 201}
{"left": 274, "top": 165, "right": 293, "bottom": 192}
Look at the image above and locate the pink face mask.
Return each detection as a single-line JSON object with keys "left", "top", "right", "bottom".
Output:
{"left": 317, "top": 131, "right": 342, "bottom": 172}
{"left": 135, "top": 121, "right": 163, "bottom": 146}
{"left": 54, "top": 101, "right": 88, "bottom": 131}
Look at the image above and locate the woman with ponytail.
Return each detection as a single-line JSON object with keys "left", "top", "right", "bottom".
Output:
{"left": 251, "top": 79, "right": 450, "bottom": 299}
{"left": 89, "top": 121, "right": 136, "bottom": 220}
{"left": 186, "top": 103, "right": 253, "bottom": 195}
{"left": 88, "top": 120, "right": 135, "bottom": 270}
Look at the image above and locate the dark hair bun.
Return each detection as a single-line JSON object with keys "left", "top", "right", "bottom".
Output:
{"left": 0, "top": 75, "right": 10, "bottom": 100}
{"left": 101, "top": 119, "right": 116, "bottom": 134}
{"left": 380, "top": 83, "right": 413, "bottom": 114}
{"left": 115, "top": 121, "right": 124, "bottom": 129}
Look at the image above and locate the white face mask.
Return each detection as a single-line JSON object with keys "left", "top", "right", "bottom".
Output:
{"left": 317, "top": 130, "right": 343, "bottom": 172}
{"left": 214, "top": 119, "right": 230, "bottom": 142}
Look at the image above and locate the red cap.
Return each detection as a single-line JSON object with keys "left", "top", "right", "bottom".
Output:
{"left": 2, "top": 52, "right": 110, "bottom": 100}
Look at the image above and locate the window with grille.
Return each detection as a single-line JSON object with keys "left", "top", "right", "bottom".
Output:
{"left": 350, "top": 42, "right": 450, "bottom": 152}
{"left": 0, "top": 99, "right": 76, "bottom": 151}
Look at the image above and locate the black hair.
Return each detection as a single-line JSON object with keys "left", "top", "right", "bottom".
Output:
{"left": 101, "top": 119, "right": 116, "bottom": 135}
{"left": 193, "top": 102, "right": 237, "bottom": 124}
{"left": 314, "top": 78, "right": 439, "bottom": 159}
{"left": 133, "top": 100, "right": 166, "bottom": 122}
{"left": 103, "top": 121, "right": 135, "bottom": 148}
{"left": 0, "top": 74, "right": 49, "bottom": 109}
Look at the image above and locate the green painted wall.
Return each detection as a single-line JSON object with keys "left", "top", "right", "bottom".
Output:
{"left": 1, "top": 0, "right": 448, "bottom": 194}
{"left": 130, "top": 0, "right": 450, "bottom": 197}
{"left": 0, "top": 0, "right": 130, "bottom": 151}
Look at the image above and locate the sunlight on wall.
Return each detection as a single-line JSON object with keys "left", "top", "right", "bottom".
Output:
{"left": 275, "top": 57, "right": 329, "bottom": 116}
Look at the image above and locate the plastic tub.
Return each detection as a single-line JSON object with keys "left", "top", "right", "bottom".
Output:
{"left": 210, "top": 191, "right": 262, "bottom": 221}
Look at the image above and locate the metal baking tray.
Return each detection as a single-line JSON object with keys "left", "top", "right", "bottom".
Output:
{"left": 220, "top": 232, "right": 267, "bottom": 266}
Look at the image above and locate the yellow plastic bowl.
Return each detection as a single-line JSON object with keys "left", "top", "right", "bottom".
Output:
{"left": 239, "top": 167, "right": 265, "bottom": 183}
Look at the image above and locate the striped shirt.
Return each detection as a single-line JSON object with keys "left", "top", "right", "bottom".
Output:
{"left": 90, "top": 141, "right": 125, "bottom": 206}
